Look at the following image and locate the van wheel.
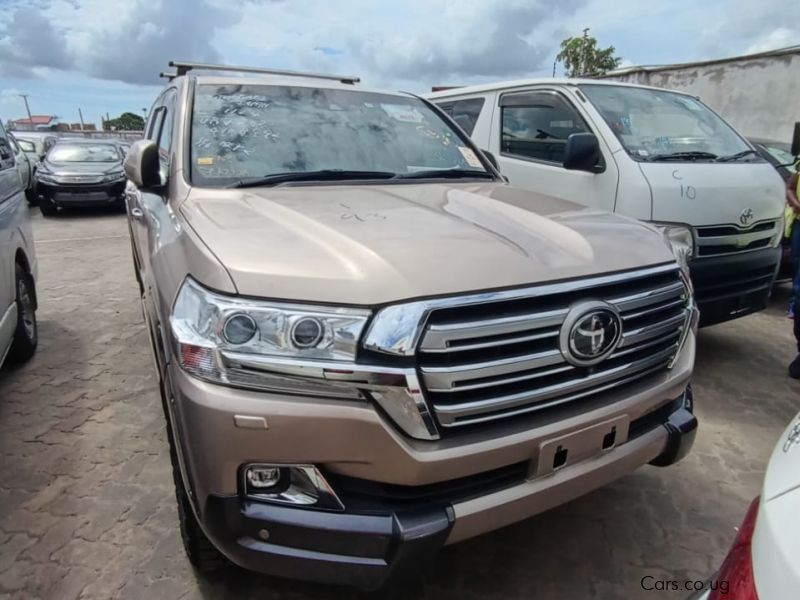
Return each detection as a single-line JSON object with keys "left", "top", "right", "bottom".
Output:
{"left": 39, "top": 200, "right": 57, "bottom": 217}
{"left": 8, "top": 264, "right": 38, "bottom": 363}
{"left": 159, "top": 376, "right": 228, "bottom": 572}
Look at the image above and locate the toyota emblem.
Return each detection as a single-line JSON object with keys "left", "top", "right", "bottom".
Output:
{"left": 559, "top": 301, "right": 622, "bottom": 367}
{"left": 739, "top": 208, "right": 754, "bottom": 226}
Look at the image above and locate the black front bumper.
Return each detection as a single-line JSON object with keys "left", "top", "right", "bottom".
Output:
{"left": 37, "top": 180, "right": 126, "bottom": 208}
{"left": 689, "top": 246, "right": 781, "bottom": 327}
{"left": 197, "top": 391, "right": 696, "bottom": 590}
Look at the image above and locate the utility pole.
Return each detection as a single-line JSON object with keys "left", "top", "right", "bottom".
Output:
{"left": 78, "top": 107, "right": 86, "bottom": 131}
{"left": 18, "top": 94, "right": 33, "bottom": 127}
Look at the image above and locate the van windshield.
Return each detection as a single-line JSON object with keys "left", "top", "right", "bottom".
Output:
{"left": 190, "top": 84, "right": 488, "bottom": 186}
{"left": 579, "top": 84, "right": 752, "bottom": 161}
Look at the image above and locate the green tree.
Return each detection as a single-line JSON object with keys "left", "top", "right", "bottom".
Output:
{"left": 556, "top": 28, "right": 621, "bottom": 78}
{"left": 103, "top": 111, "right": 145, "bottom": 131}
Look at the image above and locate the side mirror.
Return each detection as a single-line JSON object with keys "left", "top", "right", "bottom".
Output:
{"left": 481, "top": 149, "right": 499, "bottom": 170}
{"left": 791, "top": 121, "right": 800, "bottom": 158}
{"left": 124, "top": 140, "right": 161, "bottom": 188}
{"left": 563, "top": 132, "right": 602, "bottom": 173}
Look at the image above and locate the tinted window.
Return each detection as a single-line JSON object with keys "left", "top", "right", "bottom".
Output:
{"left": 146, "top": 107, "right": 165, "bottom": 142}
{"left": 579, "top": 84, "right": 750, "bottom": 160}
{"left": 157, "top": 90, "right": 177, "bottom": 180}
{"left": 437, "top": 98, "right": 485, "bottom": 135}
{"left": 500, "top": 92, "right": 590, "bottom": 163}
{"left": 190, "top": 84, "right": 486, "bottom": 186}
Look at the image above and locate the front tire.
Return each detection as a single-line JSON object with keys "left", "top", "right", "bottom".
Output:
{"left": 7, "top": 264, "right": 38, "bottom": 363}
{"left": 39, "top": 199, "right": 57, "bottom": 217}
{"left": 156, "top": 358, "right": 227, "bottom": 572}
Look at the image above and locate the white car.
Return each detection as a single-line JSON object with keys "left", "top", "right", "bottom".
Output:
{"left": 692, "top": 411, "right": 800, "bottom": 599}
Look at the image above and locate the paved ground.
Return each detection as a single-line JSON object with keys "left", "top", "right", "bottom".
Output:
{"left": 0, "top": 208, "right": 798, "bottom": 600}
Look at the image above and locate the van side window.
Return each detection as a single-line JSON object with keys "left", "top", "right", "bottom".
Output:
{"left": 437, "top": 98, "right": 485, "bottom": 135}
{"left": 500, "top": 91, "right": 590, "bottom": 164}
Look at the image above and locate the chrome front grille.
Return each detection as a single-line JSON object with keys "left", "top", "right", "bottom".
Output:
{"left": 417, "top": 265, "right": 690, "bottom": 430}
{"left": 695, "top": 220, "right": 778, "bottom": 257}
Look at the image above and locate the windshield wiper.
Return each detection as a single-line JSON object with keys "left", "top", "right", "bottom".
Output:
{"left": 715, "top": 149, "right": 758, "bottom": 162}
{"left": 393, "top": 168, "right": 494, "bottom": 180}
{"left": 646, "top": 151, "right": 719, "bottom": 162}
{"left": 226, "top": 169, "right": 397, "bottom": 189}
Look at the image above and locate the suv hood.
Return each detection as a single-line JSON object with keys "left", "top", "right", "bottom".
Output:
{"left": 181, "top": 182, "right": 675, "bottom": 304}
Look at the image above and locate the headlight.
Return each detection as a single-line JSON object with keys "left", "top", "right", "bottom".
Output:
{"left": 169, "top": 278, "right": 440, "bottom": 441}
{"left": 653, "top": 223, "right": 694, "bottom": 270}
{"left": 36, "top": 170, "right": 56, "bottom": 183}
{"left": 103, "top": 171, "right": 125, "bottom": 183}
{"left": 771, "top": 213, "right": 784, "bottom": 248}
{"left": 171, "top": 277, "right": 370, "bottom": 369}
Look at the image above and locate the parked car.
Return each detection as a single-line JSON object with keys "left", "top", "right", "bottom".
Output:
{"left": 690, "top": 411, "right": 800, "bottom": 600}
{"left": 11, "top": 131, "right": 58, "bottom": 162}
{"left": 7, "top": 133, "right": 35, "bottom": 203}
{"left": 0, "top": 122, "right": 38, "bottom": 368}
{"left": 124, "top": 61, "right": 698, "bottom": 590}
{"left": 428, "top": 81, "right": 786, "bottom": 327}
{"left": 35, "top": 139, "right": 126, "bottom": 216}
{"left": 749, "top": 135, "right": 799, "bottom": 281}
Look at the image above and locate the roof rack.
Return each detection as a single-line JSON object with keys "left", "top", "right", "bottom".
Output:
{"left": 160, "top": 71, "right": 178, "bottom": 81}
{"left": 167, "top": 61, "right": 360, "bottom": 84}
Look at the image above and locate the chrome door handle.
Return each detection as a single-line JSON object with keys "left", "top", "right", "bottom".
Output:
{"left": 130, "top": 208, "right": 144, "bottom": 220}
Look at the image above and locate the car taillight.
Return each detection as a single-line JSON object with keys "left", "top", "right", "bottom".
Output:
{"left": 710, "top": 497, "right": 760, "bottom": 600}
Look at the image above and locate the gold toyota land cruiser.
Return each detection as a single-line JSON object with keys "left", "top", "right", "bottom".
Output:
{"left": 123, "top": 61, "right": 699, "bottom": 590}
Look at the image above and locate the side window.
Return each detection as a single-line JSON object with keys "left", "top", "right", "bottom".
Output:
{"left": 449, "top": 98, "right": 485, "bottom": 136}
{"left": 500, "top": 91, "right": 590, "bottom": 164}
{"left": 156, "top": 90, "right": 177, "bottom": 180}
{"left": 146, "top": 107, "right": 165, "bottom": 142}
{"left": 0, "top": 125, "right": 14, "bottom": 171}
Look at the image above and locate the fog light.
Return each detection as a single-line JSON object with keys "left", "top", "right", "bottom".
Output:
{"left": 242, "top": 464, "right": 343, "bottom": 511}
{"left": 246, "top": 466, "right": 281, "bottom": 489}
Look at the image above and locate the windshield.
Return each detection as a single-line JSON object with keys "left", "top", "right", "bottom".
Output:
{"left": 15, "top": 138, "right": 35, "bottom": 153}
{"left": 579, "top": 84, "right": 751, "bottom": 161}
{"left": 48, "top": 144, "right": 120, "bottom": 163}
{"left": 190, "top": 84, "right": 488, "bottom": 186}
{"left": 760, "top": 143, "right": 795, "bottom": 166}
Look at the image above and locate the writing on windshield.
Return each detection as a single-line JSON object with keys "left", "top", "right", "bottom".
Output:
{"left": 190, "top": 84, "right": 486, "bottom": 186}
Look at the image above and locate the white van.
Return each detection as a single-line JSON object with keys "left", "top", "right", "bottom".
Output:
{"left": 427, "top": 80, "right": 786, "bottom": 326}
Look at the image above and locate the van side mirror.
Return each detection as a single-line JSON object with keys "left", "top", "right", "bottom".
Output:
{"left": 481, "top": 149, "right": 499, "bottom": 170}
{"left": 563, "top": 133, "right": 602, "bottom": 173}
{"left": 124, "top": 140, "right": 161, "bottom": 189}
{"left": 791, "top": 121, "right": 800, "bottom": 158}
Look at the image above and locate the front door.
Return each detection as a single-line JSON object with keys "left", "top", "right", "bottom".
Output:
{"left": 490, "top": 88, "right": 619, "bottom": 214}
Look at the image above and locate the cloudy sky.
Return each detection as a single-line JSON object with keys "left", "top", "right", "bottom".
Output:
{"left": 0, "top": 0, "right": 797, "bottom": 128}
